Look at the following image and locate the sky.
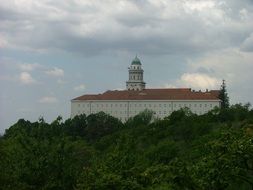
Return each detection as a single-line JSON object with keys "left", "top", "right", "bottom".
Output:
{"left": 0, "top": 0, "right": 253, "bottom": 133}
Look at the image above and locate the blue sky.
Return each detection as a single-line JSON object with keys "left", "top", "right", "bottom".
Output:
{"left": 1, "top": 0, "right": 253, "bottom": 133}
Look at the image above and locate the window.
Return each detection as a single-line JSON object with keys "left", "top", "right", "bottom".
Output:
{"left": 205, "top": 104, "right": 207, "bottom": 107}
{"left": 159, "top": 104, "right": 161, "bottom": 107}
{"left": 200, "top": 104, "right": 202, "bottom": 107}
{"left": 78, "top": 104, "right": 80, "bottom": 107}
{"left": 164, "top": 104, "right": 166, "bottom": 107}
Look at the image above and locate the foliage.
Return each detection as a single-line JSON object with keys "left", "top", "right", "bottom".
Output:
{"left": 219, "top": 79, "right": 230, "bottom": 109}
{"left": 1, "top": 105, "right": 253, "bottom": 189}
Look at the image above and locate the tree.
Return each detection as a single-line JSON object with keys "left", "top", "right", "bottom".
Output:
{"left": 219, "top": 79, "right": 229, "bottom": 109}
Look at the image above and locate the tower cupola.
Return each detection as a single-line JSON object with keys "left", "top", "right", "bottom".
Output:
{"left": 131, "top": 56, "right": 141, "bottom": 65}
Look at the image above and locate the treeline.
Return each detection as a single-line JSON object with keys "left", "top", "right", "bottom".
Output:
{"left": 1, "top": 104, "right": 253, "bottom": 190}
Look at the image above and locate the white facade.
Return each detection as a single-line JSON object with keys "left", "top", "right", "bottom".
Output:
{"left": 71, "top": 100, "right": 220, "bottom": 121}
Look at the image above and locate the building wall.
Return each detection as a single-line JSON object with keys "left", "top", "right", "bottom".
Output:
{"left": 71, "top": 100, "right": 220, "bottom": 121}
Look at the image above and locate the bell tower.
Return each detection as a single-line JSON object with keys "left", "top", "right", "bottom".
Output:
{"left": 126, "top": 56, "right": 146, "bottom": 91}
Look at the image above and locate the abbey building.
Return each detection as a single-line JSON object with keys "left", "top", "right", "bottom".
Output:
{"left": 71, "top": 56, "right": 220, "bottom": 121}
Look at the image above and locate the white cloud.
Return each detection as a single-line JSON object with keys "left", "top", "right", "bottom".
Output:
{"left": 183, "top": 1, "right": 215, "bottom": 12}
{"left": 45, "top": 67, "right": 64, "bottom": 77}
{"left": 19, "top": 63, "right": 41, "bottom": 71}
{"left": 1, "top": 0, "right": 252, "bottom": 55}
{"left": 179, "top": 73, "right": 220, "bottom": 90}
{"left": 74, "top": 84, "right": 86, "bottom": 91}
{"left": 19, "top": 72, "right": 36, "bottom": 84}
{"left": 164, "top": 84, "right": 177, "bottom": 88}
{"left": 0, "top": 37, "right": 9, "bottom": 48}
{"left": 39, "top": 96, "right": 58, "bottom": 103}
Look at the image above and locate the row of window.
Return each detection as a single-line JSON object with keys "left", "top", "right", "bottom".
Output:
{"left": 78, "top": 108, "right": 211, "bottom": 115}
{"left": 77, "top": 109, "right": 207, "bottom": 118}
{"left": 130, "top": 75, "right": 143, "bottom": 80}
{"left": 78, "top": 103, "right": 215, "bottom": 108}
{"left": 77, "top": 110, "right": 172, "bottom": 115}
{"left": 132, "top": 66, "right": 141, "bottom": 69}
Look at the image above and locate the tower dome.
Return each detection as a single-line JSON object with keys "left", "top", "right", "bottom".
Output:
{"left": 131, "top": 56, "right": 141, "bottom": 65}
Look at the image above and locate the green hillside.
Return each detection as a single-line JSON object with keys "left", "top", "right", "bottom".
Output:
{"left": 1, "top": 104, "right": 253, "bottom": 190}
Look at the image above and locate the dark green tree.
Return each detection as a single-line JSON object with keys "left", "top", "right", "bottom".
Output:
{"left": 219, "top": 79, "right": 229, "bottom": 109}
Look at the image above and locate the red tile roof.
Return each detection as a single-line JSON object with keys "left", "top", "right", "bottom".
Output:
{"left": 72, "top": 88, "right": 220, "bottom": 101}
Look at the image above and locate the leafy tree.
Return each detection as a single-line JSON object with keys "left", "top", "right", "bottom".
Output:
{"left": 85, "top": 112, "right": 123, "bottom": 141}
{"left": 125, "top": 109, "right": 155, "bottom": 127}
{"left": 219, "top": 79, "right": 230, "bottom": 109}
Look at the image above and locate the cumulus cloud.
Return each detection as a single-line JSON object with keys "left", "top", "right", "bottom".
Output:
{"left": 45, "top": 67, "right": 64, "bottom": 77}
{"left": 179, "top": 73, "right": 220, "bottom": 90}
{"left": 19, "top": 72, "right": 36, "bottom": 84}
{"left": 0, "top": 0, "right": 252, "bottom": 55}
{"left": 74, "top": 84, "right": 86, "bottom": 91}
{"left": 39, "top": 96, "right": 58, "bottom": 103}
{"left": 19, "top": 63, "right": 41, "bottom": 71}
